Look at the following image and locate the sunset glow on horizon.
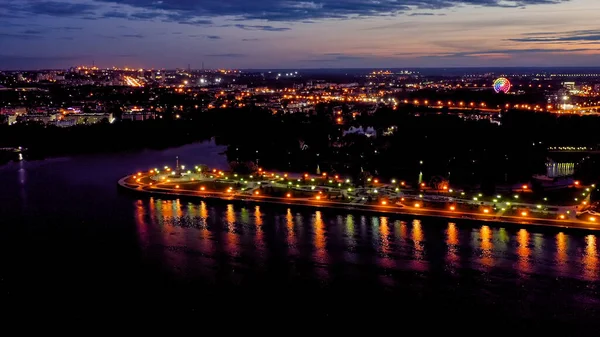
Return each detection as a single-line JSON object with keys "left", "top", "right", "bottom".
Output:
{"left": 1, "top": 0, "right": 599, "bottom": 69}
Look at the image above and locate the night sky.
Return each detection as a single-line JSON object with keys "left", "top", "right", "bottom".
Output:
{"left": 1, "top": 0, "right": 599, "bottom": 70}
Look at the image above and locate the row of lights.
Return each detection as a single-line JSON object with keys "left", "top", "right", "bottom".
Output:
{"left": 164, "top": 180, "right": 599, "bottom": 223}
{"left": 414, "top": 202, "right": 599, "bottom": 222}
{"left": 136, "top": 169, "right": 597, "bottom": 222}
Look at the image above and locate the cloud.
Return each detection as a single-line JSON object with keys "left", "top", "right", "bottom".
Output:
{"left": 176, "top": 19, "right": 213, "bottom": 26}
{"left": 130, "top": 11, "right": 160, "bottom": 20}
{"left": 242, "top": 38, "right": 260, "bottom": 41}
{"left": 232, "top": 24, "right": 290, "bottom": 32}
{"left": 7, "top": 1, "right": 98, "bottom": 17}
{"left": 408, "top": 12, "right": 436, "bottom": 16}
{"left": 205, "top": 53, "right": 246, "bottom": 58}
{"left": 86, "top": 0, "right": 572, "bottom": 23}
{"left": 0, "top": 21, "right": 29, "bottom": 28}
{"left": 54, "top": 26, "right": 83, "bottom": 31}
{"left": 437, "top": 48, "right": 598, "bottom": 58}
{"left": 1, "top": 0, "right": 570, "bottom": 27}
{"left": 0, "top": 33, "right": 43, "bottom": 40}
{"left": 508, "top": 29, "right": 600, "bottom": 42}
{"left": 188, "top": 34, "right": 222, "bottom": 39}
{"left": 101, "top": 11, "right": 129, "bottom": 18}
{"left": 23, "top": 29, "right": 43, "bottom": 35}
{"left": 121, "top": 34, "right": 144, "bottom": 38}
{"left": 303, "top": 53, "right": 366, "bottom": 62}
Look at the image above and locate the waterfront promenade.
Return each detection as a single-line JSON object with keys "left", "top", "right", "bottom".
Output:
{"left": 119, "top": 173, "right": 600, "bottom": 231}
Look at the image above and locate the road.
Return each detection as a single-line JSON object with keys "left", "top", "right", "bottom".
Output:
{"left": 119, "top": 175, "right": 600, "bottom": 231}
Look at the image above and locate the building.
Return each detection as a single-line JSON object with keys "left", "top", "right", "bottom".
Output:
{"left": 60, "top": 113, "right": 112, "bottom": 125}
{"left": 343, "top": 126, "right": 377, "bottom": 138}
{"left": 17, "top": 113, "right": 58, "bottom": 124}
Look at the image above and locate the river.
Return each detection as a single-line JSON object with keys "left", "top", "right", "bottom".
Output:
{"left": 1, "top": 140, "right": 599, "bottom": 329}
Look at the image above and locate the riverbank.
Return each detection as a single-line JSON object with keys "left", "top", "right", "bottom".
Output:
{"left": 0, "top": 120, "right": 214, "bottom": 162}
{"left": 118, "top": 175, "right": 600, "bottom": 232}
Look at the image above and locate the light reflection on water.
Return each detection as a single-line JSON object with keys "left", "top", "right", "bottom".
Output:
{"left": 313, "top": 211, "right": 328, "bottom": 280}
{"left": 410, "top": 219, "right": 427, "bottom": 272}
{"left": 224, "top": 204, "right": 238, "bottom": 260}
{"left": 480, "top": 225, "right": 494, "bottom": 269}
{"left": 517, "top": 229, "right": 532, "bottom": 276}
{"left": 445, "top": 223, "right": 460, "bottom": 273}
{"left": 584, "top": 235, "right": 598, "bottom": 281}
{"left": 133, "top": 199, "right": 600, "bottom": 285}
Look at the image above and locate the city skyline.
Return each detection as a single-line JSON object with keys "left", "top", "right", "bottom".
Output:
{"left": 1, "top": 0, "right": 600, "bottom": 70}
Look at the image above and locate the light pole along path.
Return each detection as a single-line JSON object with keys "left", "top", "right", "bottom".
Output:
{"left": 119, "top": 174, "right": 600, "bottom": 232}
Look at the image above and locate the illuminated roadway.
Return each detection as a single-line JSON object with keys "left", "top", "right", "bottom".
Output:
{"left": 119, "top": 174, "right": 600, "bottom": 232}
{"left": 124, "top": 76, "right": 143, "bottom": 87}
{"left": 426, "top": 105, "right": 600, "bottom": 114}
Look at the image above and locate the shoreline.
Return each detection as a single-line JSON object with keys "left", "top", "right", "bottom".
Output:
{"left": 118, "top": 175, "right": 600, "bottom": 232}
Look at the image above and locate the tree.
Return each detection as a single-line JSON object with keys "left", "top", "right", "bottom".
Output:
{"left": 229, "top": 161, "right": 258, "bottom": 174}
{"left": 358, "top": 171, "right": 373, "bottom": 187}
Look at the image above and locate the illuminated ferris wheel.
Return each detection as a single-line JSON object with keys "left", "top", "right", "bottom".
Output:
{"left": 493, "top": 77, "right": 511, "bottom": 94}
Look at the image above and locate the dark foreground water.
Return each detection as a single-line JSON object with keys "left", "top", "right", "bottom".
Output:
{"left": 1, "top": 141, "right": 599, "bottom": 330}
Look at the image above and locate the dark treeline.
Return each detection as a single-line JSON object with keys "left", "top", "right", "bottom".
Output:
{"left": 211, "top": 106, "right": 600, "bottom": 190}
{"left": 3, "top": 105, "right": 600, "bottom": 190}
{"left": 0, "top": 119, "right": 213, "bottom": 159}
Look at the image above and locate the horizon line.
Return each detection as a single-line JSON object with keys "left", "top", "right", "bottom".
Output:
{"left": 4, "top": 65, "right": 600, "bottom": 72}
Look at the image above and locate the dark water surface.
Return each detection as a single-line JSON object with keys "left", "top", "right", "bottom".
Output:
{"left": 1, "top": 142, "right": 599, "bottom": 330}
